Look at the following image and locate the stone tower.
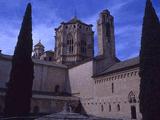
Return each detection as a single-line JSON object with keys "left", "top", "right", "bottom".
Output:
{"left": 33, "top": 40, "right": 44, "bottom": 59}
{"left": 55, "top": 17, "right": 94, "bottom": 65}
{"left": 97, "top": 9, "right": 115, "bottom": 59}
{"left": 94, "top": 10, "right": 119, "bottom": 74}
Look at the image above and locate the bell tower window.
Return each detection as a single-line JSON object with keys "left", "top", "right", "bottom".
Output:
{"left": 103, "top": 14, "right": 106, "bottom": 22}
{"left": 106, "top": 22, "right": 111, "bottom": 43}
{"left": 112, "top": 83, "right": 114, "bottom": 93}
{"left": 81, "top": 40, "right": 87, "bottom": 54}
{"left": 67, "top": 33, "right": 74, "bottom": 54}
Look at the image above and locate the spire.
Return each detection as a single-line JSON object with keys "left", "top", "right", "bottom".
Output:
{"left": 74, "top": 9, "right": 77, "bottom": 19}
{"left": 34, "top": 40, "right": 44, "bottom": 48}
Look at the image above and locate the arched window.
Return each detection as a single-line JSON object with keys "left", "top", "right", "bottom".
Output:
{"left": 55, "top": 85, "right": 60, "bottom": 93}
{"left": 81, "top": 40, "right": 87, "bottom": 54}
{"left": 112, "top": 83, "right": 114, "bottom": 93}
{"left": 103, "top": 15, "right": 106, "bottom": 22}
{"left": 128, "top": 91, "right": 136, "bottom": 103}
{"left": 105, "top": 22, "right": 111, "bottom": 42}
{"left": 117, "top": 104, "right": 120, "bottom": 111}
{"left": 101, "top": 105, "right": 104, "bottom": 112}
{"left": 109, "top": 104, "right": 111, "bottom": 112}
{"left": 67, "top": 33, "right": 74, "bottom": 54}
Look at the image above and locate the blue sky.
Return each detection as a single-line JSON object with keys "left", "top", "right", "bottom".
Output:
{"left": 0, "top": 0, "right": 159, "bottom": 60}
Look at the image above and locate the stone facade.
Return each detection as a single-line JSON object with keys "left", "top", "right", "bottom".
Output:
{"left": 68, "top": 57, "right": 141, "bottom": 120}
{"left": 33, "top": 41, "right": 55, "bottom": 62}
{"left": 97, "top": 10, "right": 115, "bottom": 58}
{"left": 0, "top": 54, "right": 68, "bottom": 93}
{"left": 94, "top": 10, "right": 119, "bottom": 75}
{"left": 0, "top": 54, "right": 79, "bottom": 114}
{"left": 0, "top": 9, "right": 142, "bottom": 120}
{"left": 40, "top": 50, "right": 55, "bottom": 61}
{"left": 33, "top": 41, "right": 45, "bottom": 59}
{"left": 68, "top": 60, "right": 94, "bottom": 98}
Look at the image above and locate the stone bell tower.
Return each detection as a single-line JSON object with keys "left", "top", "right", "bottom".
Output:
{"left": 97, "top": 9, "right": 115, "bottom": 59}
{"left": 33, "top": 40, "right": 44, "bottom": 59}
{"left": 94, "top": 9, "right": 119, "bottom": 75}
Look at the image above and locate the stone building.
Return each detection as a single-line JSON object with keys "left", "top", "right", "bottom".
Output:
{"left": 40, "top": 50, "right": 55, "bottom": 61}
{"left": 0, "top": 9, "right": 143, "bottom": 120}
{"left": 54, "top": 17, "right": 94, "bottom": 66}
{"left": 33, "top": 40, "right": 45, "bottom": 59}
{"left": 33, "top": 41, "right": 55, "bottom": 62}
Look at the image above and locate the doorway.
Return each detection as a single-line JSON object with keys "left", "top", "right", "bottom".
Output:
{"left": 131, "top": 106, "right": 137, "bottom": 119}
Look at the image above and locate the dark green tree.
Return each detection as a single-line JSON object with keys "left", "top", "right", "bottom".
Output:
{"left": 139, "top": 0, "right": 160, "bottom": 120}
{"left": 4, "top": 3, "right": 34, "bottom": 117}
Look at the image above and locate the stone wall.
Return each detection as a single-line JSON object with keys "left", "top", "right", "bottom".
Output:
{"left": 0, "top": 54, "right": 68, "bottom": 93}
{"left": 68, "top": 60, "right": 94, "bottom": 98}
{"left": 86, "top": 67, "right": 141, "bottom": 120}
{"left": 0, "top": 93, "right": 79, "bottom": 114}
{"left": 31, "top": 95, "right": 79, "bottom": 113}
{"left": 0, "top": 53, "right": 142, "bottom": 119}
{"left": 0, "top": 54, "right": 70, "bottom": 113}
{"left": 33, "top": 61, "right": 67, "bottom": 93}
{"left": 68, "top": 59, "right": 142, "bottom": 119}
{"left": 0, "top": 57, "right": 11, "bottom": 88}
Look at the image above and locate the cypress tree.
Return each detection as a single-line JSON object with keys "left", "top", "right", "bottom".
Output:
{"left": 139, "top": 0, "right": 160, "bottom": 120}
{"left": 4, "top": 3, "right": 34, "bottom": 117}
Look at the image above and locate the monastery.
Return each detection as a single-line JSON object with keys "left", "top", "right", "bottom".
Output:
{"left": 0, "top": 8, "right": 142, "bottom": 120}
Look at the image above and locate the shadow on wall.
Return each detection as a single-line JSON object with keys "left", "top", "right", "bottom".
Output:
{"left": 64, "top": 70, "right": 72, "bottom": 96}
{"left": 75, "top": 102, "right": 87, "bottom": 115}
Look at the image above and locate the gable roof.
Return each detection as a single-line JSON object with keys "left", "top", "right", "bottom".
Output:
{"left": 67, "top": 17, "right": 82, "bottom": 24}
{"left": 64, "top": 17, "right": 92, "bottom": 27}
{"left": 34, "top": 41, "right": 44, "bottom": 48}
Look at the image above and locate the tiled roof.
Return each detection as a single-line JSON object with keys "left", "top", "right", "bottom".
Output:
{"left": 0, "top": 54, "right": 67, "bottom": 68}
{"left": 65, "top": 17, "right": 92, "bottom": 26}
{"left": 33, "top": 59, "right": 67, "bottom": 68}
{"left": 69, "top": 58, "right": 93, "bottom": 68}
{"left": 34, "top": 41, "right": 44, "bottom": 47}
{"left": 67, "top": 17, "right": 82, "bottom": 24}
{"left": 94, "top": 57, "right": 139, "bottom": 77}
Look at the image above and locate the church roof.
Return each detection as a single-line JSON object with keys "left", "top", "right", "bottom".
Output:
{"left": 94, "top": 57, "right": 139, "bottom": 77}
{"left": 55, "top": 17, "right": 93, "bottom": 31}
{"left": 0, "top": 54, "right": 67, "bottom": 68}
{"left": 64, "top": 17, "right": 92, "bottom": 26}
{"left": 67, "top": 17, "right": 82, "bottom": 24}
{"left": 45, "top": 50, "right": 54, "bottom": 53}
{"left": 34, "top": 40, "right": 44, "bottom": 48}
